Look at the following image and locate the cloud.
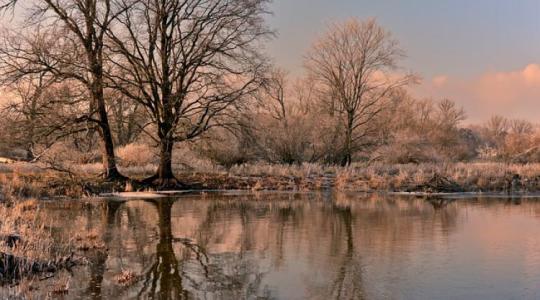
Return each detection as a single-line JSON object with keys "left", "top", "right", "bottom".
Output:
{"left": 412, "top": 64, "right": 540, "bottom": 123}
{"left": 522, "top": 64, "right": 540, "bottom": 84}
{"left": 431, "top": 75, "right": 448, "bottom": 87}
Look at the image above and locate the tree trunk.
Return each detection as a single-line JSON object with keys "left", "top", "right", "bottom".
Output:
{"left": 340, "top": 152, "right": 352, "bottom": 167}
{"left": 91, "top": 57, "right": 124, "bottom": 180}
{"left": 157, "top": 137, "right": 174, "bottom": 181}
{"left": 148, "top": 135, "right": 183, "bottom": 189}
{"left": 340, "top": 113, "right": 354, "bottom": 167}
{"left": 95, "top": 93, "right": 123, "bottom": 180}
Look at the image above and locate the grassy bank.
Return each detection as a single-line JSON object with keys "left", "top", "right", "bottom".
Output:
{"left": 0, "top": 199, "right": 101, "bottom": 297}
{"left": 205, "top": 162, "right": 540, "bottom": 193}
{"left": 1, "top": 161, "right": 540, "bottom": 197}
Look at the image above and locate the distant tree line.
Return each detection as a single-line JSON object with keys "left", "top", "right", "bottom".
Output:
{"left": 0, "top": 3, "right": 538, "bottom": 185}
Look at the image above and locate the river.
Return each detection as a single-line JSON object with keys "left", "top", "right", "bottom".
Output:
{"left": 4, "top": 192, "right": 540, "bottom": 299}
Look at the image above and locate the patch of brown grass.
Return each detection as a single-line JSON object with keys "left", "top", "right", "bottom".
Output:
{"left": 222, "top": 162, "right": 540, "bottom": 193}
{"left": 0, "top": 202, "right": 77, "bottom": 284}
{"left": 14, "top": 199, "right": 39, "bottom": 213}
{"left": 0, "top": 168, "right": 85, "bottom": 201}
{"left": 2, "top": 161, "right": 540, "bottom": 195}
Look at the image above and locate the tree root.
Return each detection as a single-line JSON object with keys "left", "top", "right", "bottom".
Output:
{"left": 101, "top": 170, "right": 129, "bottom": 182}
{"left": 141, "top": 175, "right": 186, "bottom": 190}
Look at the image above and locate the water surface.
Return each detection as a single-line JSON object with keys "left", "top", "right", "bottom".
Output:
{"left": 6, "top": 193, "right": 540, "bottom": 299}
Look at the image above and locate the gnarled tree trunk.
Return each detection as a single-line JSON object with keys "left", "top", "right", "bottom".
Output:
{"left": 156, "top": 136, "right": 176, "bottom": 184}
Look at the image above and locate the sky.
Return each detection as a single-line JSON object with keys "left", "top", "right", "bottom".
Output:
{"left": 266, "top": 0, "right": 540, "bottom": 122}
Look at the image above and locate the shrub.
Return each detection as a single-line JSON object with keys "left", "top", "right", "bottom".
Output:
{"left": 116, "top": 143, "right": 157, "bottom": 167}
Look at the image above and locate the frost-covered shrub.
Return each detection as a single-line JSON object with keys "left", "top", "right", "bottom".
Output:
{"left": 116, "top": 143, "right": 157, "bottom": 167}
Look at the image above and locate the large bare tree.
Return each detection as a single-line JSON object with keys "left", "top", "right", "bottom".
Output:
{"left": 105, "top": 0, "right": 272, "bottom": 186}
{"left": 306, "top": 18, "right": 416, "bottom": 166}
{"left": 0, "top": 0, "right": 126, "bottom": 179}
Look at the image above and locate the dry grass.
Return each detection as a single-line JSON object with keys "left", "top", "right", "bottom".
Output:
{"left": 2, "top": 160, "right": 540, "bottom": 194}
{"left": 0, "top": 199, "right": 103, "bottom": 297}
{"left": 229, "top": 162, "right": 329, "bottom": 178}
{"left": 0, "top": 201, "right": 78, "bottom": 288}
{"left": 0, "top": 165, "right": 85, "bottom": 201}
{"left": 186, "top": 162, "right": 540, "bottom": 193}
{"left": 0, "top": 203, "right": 73, "bottom": 261}
{"left": 116, "top": 143, "right": 157, "bottom": 167}
{"left": 330, "top": 162, "right": 540, "bottom": 192}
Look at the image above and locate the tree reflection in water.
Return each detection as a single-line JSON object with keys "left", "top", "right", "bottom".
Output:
{"left": 135, "top": 198, "right": 271, "bottom": 300}
{"left": 63, "top": 194, "right": 462, "bottom": 299}
{"left": 86, "top": 200, "right": 124, "bottom": 299}
{"left": 426, "top": 197, "right": 455, "bottom": 210}
{"left": 10, "top": 191, "right": 540, "bottom": 299}
{"left": 138, "top": 199, "right": 189, "bottom": 299}
{"left": 329, "top": 205, "right": 364, "bottom": 300}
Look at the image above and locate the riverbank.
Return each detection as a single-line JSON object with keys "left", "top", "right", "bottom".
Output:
{"left": 1, "top": 162, "right": 540, "bottom": 199}
{"left": 0, "top": 199, "right": 102, "bottom": 296}
{"left": 0, "top": 164, "right": 538, "bottom": 294}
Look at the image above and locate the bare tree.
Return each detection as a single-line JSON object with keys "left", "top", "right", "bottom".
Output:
{"left": 431, "top": 98, "right": 468, "bottom": 159}
{"left": 0, "top": 0, "right": 126, "bottom": 179}
{"left": 106, "top": 89, "right": 146, "bottom": 146}
{"left": 253, "top": 70, "right": 330, "bottom": 164}
{"left": 1, "top": 71, "right": 55, "bottom": 160}
{"left": 306, "top": 18, "right": 416, "bottom": 166}
{"left": 435, "top": 98, "right": 466, "bottom": 130}
{"left": 483, "top": 115, "right": 509, "bottom": 150}
{"left": 253, "top": 69, "right": 302, "bottom": 164}
{"left": 260, "top": 68, "right": 288, "bottom": 123}
{"left": 105, "top": 0, "right": 272, "bottom": 186}
{"left": 509, "top": 119, "right": 534, "bottom": 135}
{"left": 1, "top": 73, "right": 99, "bottom": 162}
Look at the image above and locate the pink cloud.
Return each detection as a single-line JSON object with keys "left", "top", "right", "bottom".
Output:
{"left": 412, "top": 64, "right": 540, "bottom": 123}
{"left": 431, "top": 75, "right": 448, "bottom": 87}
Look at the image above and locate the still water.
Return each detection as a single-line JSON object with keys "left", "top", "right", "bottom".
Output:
{"left": 10, "top": 193, "right": 540, "bottom": 299}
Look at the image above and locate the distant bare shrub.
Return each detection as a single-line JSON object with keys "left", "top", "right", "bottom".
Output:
{"left": 478, "top": 117, "right": 539, "bottom": 162}
{"left": 38, "top": 142, "right": 101, "bottom": 165}
{"left": 172, "top": 144, "right": 219, "bottom": 172}
{"left": 116, "top": 143, "right": 157, "bottom": 167}
{"left": 374, "top": 96, "right": 477, "bottom": 163}
{"left": 196, "top": 128, "right": 255, "bottom": 168}
{"left": 253, "top": 113, "right": 321, "bottom": 164}
{"left": 376, "top": 133, "right": 443, "bottom": 164}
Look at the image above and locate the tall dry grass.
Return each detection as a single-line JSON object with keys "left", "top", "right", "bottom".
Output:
{"left": 222, "top": 162, "right": 540, "bottom": 192}
{"left": 0, "top": 200, "right": 87, "bottom": 298}
{"left": 0, "top": 200, "right": 73, "bottom": 265}
{"left": 0, "top": 201, "right": 77, "bottom": 281}
{"left": 3, "top": 158, "right": 540, "bottom": 193}
{"left": 0, "top": 166, "right": 84, "bottom": 201}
